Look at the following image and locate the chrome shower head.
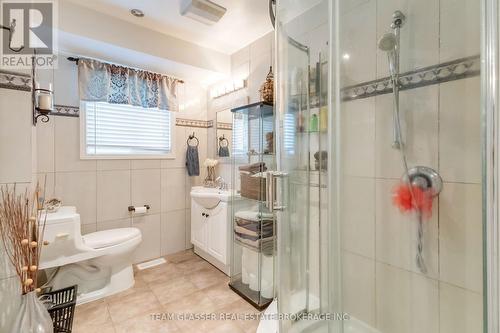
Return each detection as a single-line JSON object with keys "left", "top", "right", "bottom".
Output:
{"left": 378, "top": 32, "right": 397, "bottom": 52}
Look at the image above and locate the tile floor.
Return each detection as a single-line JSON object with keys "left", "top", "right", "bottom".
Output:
{"left": 72, "top": 250, "right": 262, "bottom": 333}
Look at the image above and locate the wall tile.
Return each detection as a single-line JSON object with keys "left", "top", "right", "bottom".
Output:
{"left": 376, "top": 0, "right": 439, "bottom": 78}
{"left": 96, "top": 160, "right": 131, "bottom": 171}
{"left": 131, "top": 169, "right": 161, "bottom": 215}
{"left": 440, "top": 0, "right": 480, "bottom": 61}
{"left": 375, "top": 85, "right": 439, "bottom": 179}
{"left": 342, "top": 251, "right": 375, "bottom": 326}
{"left": 376, "top": 262, "right": 439, "bottom": 333}
{"left": 131, "top": 160, "right": 161, "bottom": 170}
{"left": 97, "top": 170, "right": 131, "bottom": 222}
{"left": 439, "top": 77, "right": 481, "bottom": 184}
{"left": 54, "top": 117, "right": 96, "bottom": 172}
{"left": 161, "top": 126, "right": 186, "bottom": 169}
{"left": 96, "top": 218, "right": 132, "bottom": 231}
{"left": 36, "top": 119, "right": 55, "bottom": 173}
{"left": 185, "top": 209, "right": 192, "bottom": 249}
{"left": 341, "top": 176, "right": 375, "bottom": 258}
{"left": 81, "top": 223, "right": 97, "bottom": 235}
{"left": 439, "top": 182, "right": 483, "bottom": 293}
{"left": 439, "top": 282, "right": 483, "bottom": 333}
{"left": 55, "top": 171, "right": 97, "bottom": 225}
{"left": 339, "top": 0, "right": 376, "bottom": 85}
{"left": 160, "top": 210, "right": 186, "bottom": 256}
{"left": 376, "top": 178, "right": 439, "bottom": 278}
{"left": 341, "top": 98, "right": 375, "bottom": 177}
{"left": 37, "top": 172, "right": 55, "bottom": 200}
{"left": 131, "top": 214, "right": 161, "bottom": 263}
{"left": 161, "top": 168, "right": 186, "bottom": 212}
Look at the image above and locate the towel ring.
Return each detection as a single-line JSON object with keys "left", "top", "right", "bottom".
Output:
{"left": 219, "top": 135, "right": 229, "bottom": 148}
{"left": 187, "top": 132, "right": 199, "bottom": 147}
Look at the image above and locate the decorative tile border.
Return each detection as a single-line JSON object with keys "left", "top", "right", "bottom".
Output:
{"left": 175, "top": 118, "right": 213, "bottom": 128}
{"left": 0, "top": 70, "right": 31, "bottom": 92}
{"left": 217, "top": 122, "right": 232, "bottom": 130}
{"left": 53, "top": 105, "right": 80, "bottom": 117}
{"left": 341, "top": 55, "right": 480, "bottom": 102}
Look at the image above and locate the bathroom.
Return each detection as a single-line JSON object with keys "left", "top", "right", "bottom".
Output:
{"left": 0, "top": 0, "right": 495, "bottom": 333}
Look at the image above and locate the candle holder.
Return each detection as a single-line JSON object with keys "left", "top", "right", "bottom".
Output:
{"left": 31, "top": 55, "right": 53, "bottom": 125}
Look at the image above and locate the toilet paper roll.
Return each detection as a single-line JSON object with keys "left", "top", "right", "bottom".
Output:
{"left": 133, "top": 206, "right": 147, "bottom": 214}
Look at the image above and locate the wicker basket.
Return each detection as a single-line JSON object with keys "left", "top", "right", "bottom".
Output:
{"left": 240, "top": 173, "right": 267, "bottom": 201}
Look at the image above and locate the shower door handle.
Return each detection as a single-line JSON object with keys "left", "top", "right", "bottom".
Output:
{"left": 266, "top": 171, "right": 288, "bottom": 212}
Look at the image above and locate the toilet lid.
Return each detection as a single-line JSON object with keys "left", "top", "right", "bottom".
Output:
{"left": 83, "top": 228, "right": 141, "bottom": 249}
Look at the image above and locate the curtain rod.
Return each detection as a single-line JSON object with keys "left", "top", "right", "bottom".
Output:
{"left": 66, "top": 56, "right": 185, "bottom": 84}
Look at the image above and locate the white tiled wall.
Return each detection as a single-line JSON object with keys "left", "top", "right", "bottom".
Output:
{"left": 339, "top": 0, "right": 482, "bottom": 332}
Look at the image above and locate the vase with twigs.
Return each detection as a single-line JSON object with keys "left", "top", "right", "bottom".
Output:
{"left": 0, "top": 182, "right": 53, "bottom": 333}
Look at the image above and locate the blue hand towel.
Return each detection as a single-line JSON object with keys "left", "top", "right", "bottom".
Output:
{"left": 186, "top": 145, "right": 200, "bottom": 176}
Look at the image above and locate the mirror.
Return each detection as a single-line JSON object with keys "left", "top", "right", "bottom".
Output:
{"left": 215, "top": 109, "right": 232, "bottom": 160}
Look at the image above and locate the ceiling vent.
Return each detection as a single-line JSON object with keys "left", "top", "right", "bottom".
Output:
{"left": 180, "top": 0, "right": 227, "bottom": 25}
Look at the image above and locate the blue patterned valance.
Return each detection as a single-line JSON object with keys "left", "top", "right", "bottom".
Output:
{"left": 78, "top": 58, "right": 179, "bottom": 111}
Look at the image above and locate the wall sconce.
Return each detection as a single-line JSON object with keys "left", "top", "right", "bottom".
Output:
{"left": 32, "top": 56, "right": 53, "bottom": 125}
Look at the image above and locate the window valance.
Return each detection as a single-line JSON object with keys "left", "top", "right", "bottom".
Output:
{"left": 78, "top": 58, "right": 179, "bottom": 112}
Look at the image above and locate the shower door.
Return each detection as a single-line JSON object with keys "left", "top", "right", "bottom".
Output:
{"left": 275, "top": 0, "right": 330, "bottom": 332}
{"left": 331, "top": 0, "right": 485, "bottom": 333}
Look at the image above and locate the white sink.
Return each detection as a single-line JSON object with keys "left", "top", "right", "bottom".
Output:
{"left": 190, "top": 186, "right": 231, "bottom": 209}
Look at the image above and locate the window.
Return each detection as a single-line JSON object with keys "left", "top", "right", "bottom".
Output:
{"left": 81, "top": 101, "right": 175, "bottom": 159}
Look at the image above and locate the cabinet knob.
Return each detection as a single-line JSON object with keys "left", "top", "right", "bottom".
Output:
{"left": 202, "top": 213, "right": 206, "bottom": 217}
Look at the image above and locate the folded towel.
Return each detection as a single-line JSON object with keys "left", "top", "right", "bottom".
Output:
{"left": 235, "top": 225, "right": 274, "bottom": 238}
{"left": 235, "top": 210, "right": 274, "bottom": 222}
{"left": 239, "top": 162, "right": 267, "bottom": 174}
{"left": 186, "top": 146, "right": 200, "bottom": 176}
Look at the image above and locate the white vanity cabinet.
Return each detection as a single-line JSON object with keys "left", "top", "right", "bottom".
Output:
{"left": 190, "top": 187, "right": 231, "bottom": 275}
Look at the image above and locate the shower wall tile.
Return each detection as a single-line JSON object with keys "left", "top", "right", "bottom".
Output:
{"left": 439, "top": 282, "right": 483, "bottom": 333}
{"left": 439, "top": 77, "right": 481, "bottom": 184}
{"left": 339, "top": 0, "right": 376, "bottom": 85}
{"left": 376, "top": 0, "right": 439, "bottom": 78}
{"left": 341, "top": 176, "right": 375, "bottom": 259}
{"left": 376, "top": 262, "right": 439, "bottom": 333}
{"left": 375, "top": 178, "right": 439, "bottom": 279}
{"left": 96, "top": 169, "right": 131, "bottom": 222}
{"left": 439, "top": 0, "right": 481, "bottom": 62}
{"left": 132, "top": 213, "right": 161, "bottom": 263}
{"left": 342, "top": 251, "right": 376, "bottom": 326}
{"left": 55, "top": 171, "right": 97, "bottom": 225}
{"left": 341, "top": 98, "right": 375, "bottom": 177}
{"left": 131, "top": 168, "right": 161, "bottom": 215}
{"left": 439, "top": 182, "right": 483, "bottom": 293}
{"left": 375, "top": 85, "right": 439, "bottom": 179}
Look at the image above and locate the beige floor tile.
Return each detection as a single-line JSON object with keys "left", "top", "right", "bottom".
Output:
{"left": 218, "top": 300, "right": 262, "bottom": 333}
{"left": 108, "top": 290, "right": 163, "bottom": 323}
{"left": 136, "top": 262, "right": 183, "bottom": 284}
{"left": 185, "top": 267, "right": 228, "bottom": 289}
{"left": 73, "top": 322, "right": 116, "bottom": 333}
{"left": 114, "top": 312, "right": 179, "bottom": 333}
{"left": 106, "top": 275, "right": 151, "bottom": 303}
{"left": 186, "top": 319, "right": 245, "bottom": 333}
{"left": 73, "top": 299, "right": 111, "bottom": 327}
{"left": 165, "top": 250, "right": 198, "bottom": 263}
{"left": 174, "top": 257, "right": 214, "bottom": 275}
{"left": 200, "top": 282, "right": 242, "bottom": 311}
{"left": 150, "top": 276, "right": 199, "bottom": 305}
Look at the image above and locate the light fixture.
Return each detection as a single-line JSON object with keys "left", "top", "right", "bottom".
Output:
{"left": 130, "top": 9, "right": 145, "bottom": 17}
{"left": 210, "top": 79, "right": 246, "bottom": 99}
{"left": 342, "top": 53, "right": 350, "bottom": 60}
{"left": 32, "top": 56, "right": 53, "bottom": 125}
{"left": 180, "top": 0, "right": 226, "bottom": 25}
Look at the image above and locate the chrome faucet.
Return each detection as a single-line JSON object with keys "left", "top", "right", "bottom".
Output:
{"left": 215, "top": 176, "right": 227, "bottom": 190}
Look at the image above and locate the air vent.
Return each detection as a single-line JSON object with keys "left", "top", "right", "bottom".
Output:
{"left": 180, "top": 0, "right": 227, "bottom": 25}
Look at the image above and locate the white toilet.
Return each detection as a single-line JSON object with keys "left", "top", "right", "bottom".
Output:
{"left": 39, "top": 206, "right": 142, "bottom": 304}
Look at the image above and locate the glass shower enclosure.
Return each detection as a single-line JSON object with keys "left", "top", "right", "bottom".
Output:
{"left": 274, "top": 0, "right": 491, "bottom": 332}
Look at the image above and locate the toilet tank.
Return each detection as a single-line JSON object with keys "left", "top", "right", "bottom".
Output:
{"left": 39, "top": 206, "right": 92, "bottom": 269}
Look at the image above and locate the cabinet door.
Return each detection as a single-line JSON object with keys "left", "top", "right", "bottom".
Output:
{"left": 206, "top": 202, "right": 227, "bottom": 264}
{"left": 190, "top": 201, "right": 206, "bottom": 250}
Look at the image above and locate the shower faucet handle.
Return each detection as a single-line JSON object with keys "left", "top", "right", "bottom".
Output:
{"left": 391, "top": 10, "right": 406, "bottom": 28}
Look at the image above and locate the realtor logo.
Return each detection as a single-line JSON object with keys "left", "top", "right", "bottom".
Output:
{"left": 1, "top": 0, "right": 57, "bottom": 69}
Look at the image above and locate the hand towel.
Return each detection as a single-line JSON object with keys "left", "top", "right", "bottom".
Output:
{"left": 186, "top": 145, "right": 200, "bottom": 176}
{"left": 218, "top": 146, "right": 230, "bottom": 157}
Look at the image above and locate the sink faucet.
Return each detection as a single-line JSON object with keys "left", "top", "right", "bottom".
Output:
{"left": 215, "top": 176, "right": 227, "bottom": 190}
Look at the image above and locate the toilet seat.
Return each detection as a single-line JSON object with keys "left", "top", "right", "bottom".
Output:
{"left": 83, "top": 228, "right": 141, "bottom": 249}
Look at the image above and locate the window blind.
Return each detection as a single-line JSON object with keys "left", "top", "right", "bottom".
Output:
{"left": 83, "top": 101, "right": 172, "bottom": 156}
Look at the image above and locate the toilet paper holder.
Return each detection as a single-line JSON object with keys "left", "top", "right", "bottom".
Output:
{"left": 128, "top": 205, "right": 151, "bottom": 212}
